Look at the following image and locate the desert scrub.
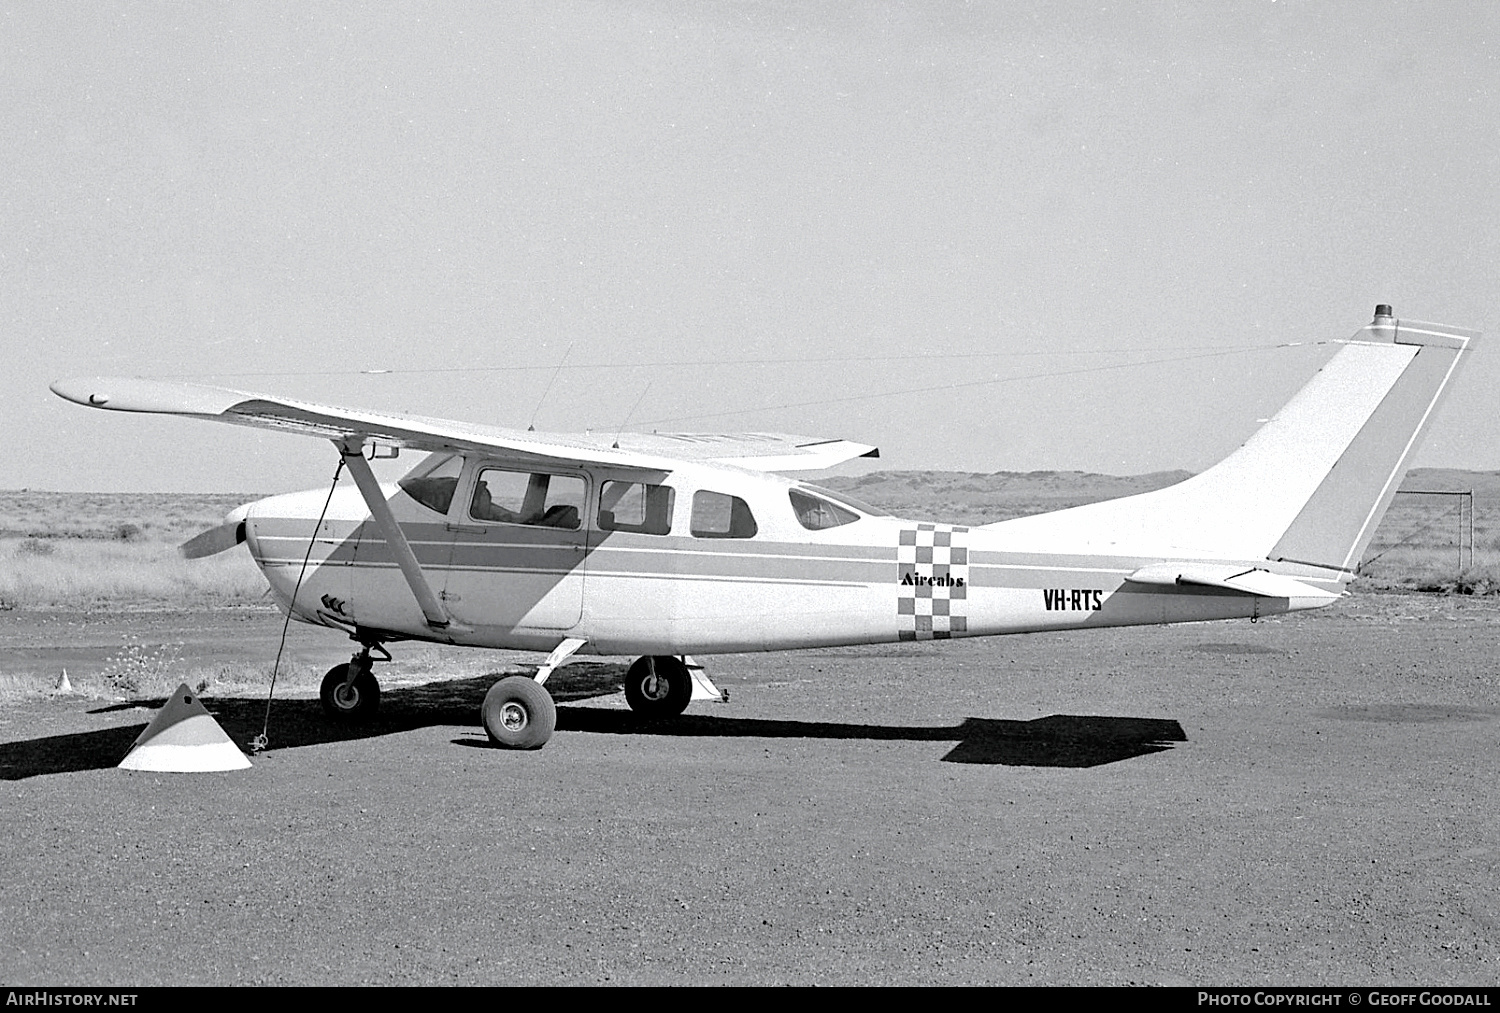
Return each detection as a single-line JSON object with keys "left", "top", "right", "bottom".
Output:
{"left": 100, "top": 634, "right": 182, "bottom": 696}
{"left": 0, "top": 538, "right": 266, "bottom": 606}
{"left": 1357, "top": 541, "right": 1500, "bottom": 595}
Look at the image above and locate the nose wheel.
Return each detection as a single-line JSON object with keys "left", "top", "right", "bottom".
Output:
{"left": 319, "top": 643, "right": 386, "bottom": 720}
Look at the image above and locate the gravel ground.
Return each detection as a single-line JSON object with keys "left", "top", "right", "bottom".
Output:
{"left": 1, "top": 592, "right": 1497, "bottom": 985}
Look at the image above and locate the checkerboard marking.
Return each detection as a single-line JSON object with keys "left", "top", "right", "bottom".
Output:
{"left": 897, "top": 523, "right": 969, "bottom": 641}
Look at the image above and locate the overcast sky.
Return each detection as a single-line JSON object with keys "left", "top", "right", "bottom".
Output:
{"left": 5, "top": 2, "right": 1498, "bottom": 493}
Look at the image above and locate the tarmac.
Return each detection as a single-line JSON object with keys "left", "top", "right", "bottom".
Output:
{"left": 1, "top": 593, "right": 1497, "bottom": 985}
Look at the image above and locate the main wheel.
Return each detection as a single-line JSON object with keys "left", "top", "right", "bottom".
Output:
{"left": 320, "top": 662, "right": 380, "bottom": 720}
{"left": 623, "top": 655, "right": 692, "bottom": 718}
{"left": 482, "top": 675, "right": 557, "bottom": 749}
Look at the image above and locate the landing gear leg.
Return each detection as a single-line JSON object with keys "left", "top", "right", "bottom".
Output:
{"left": 320, "top": 641, "right": 386, "bottom": 720}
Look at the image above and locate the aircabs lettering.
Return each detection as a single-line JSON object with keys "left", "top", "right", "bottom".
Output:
{"left": 1042, "top": 588, "right": 1103, "bottom": 611}
{"left": 901, "top": 573, "right": 966, "bottom": 588}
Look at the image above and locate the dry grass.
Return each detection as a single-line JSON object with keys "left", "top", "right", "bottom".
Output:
{"left": 0, "top": 490, "right": 266, "bottom": 608}
{"left": 0, "top": 490, "right": 256, "bottom": 542}
{"left": 1356, "top": 484, "right": 1500, "bottom": 594}
{"left": 0, "top": 537, "right": 267, "bottom": 608}
{"left": 0, "top": 657, "right": 318, "bottom": 706}
{"left": 0, "top": 638, "right": 536, "bottom": 706}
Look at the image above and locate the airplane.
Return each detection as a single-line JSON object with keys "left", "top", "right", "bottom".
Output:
{"left": 51, "top": 305, "right": 1477, "bottom": 750}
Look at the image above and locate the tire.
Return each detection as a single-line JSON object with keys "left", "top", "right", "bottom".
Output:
{"left": 320, "top": 663, "right": 380, "bottom": 720}
{"left": 482, "top": 675, "right": 557, "bottom": 749}
{"left": 623, "top": 655, "right": 692, "bottom": 718}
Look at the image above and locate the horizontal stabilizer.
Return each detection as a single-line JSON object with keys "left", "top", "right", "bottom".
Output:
{"left": 1126, "top": 563, "right": 1340, "bottom": 600}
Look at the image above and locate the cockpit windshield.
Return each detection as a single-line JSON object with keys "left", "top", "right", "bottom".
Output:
{"left": 397, "top": 453, "right": 463, "bottom": 515}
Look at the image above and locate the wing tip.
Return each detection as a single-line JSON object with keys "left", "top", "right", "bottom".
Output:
{"left": 50, "top": 377, "right": 107, "bottom": 407}
{"left": 50, "top": 377, "right": 248, "bottom": 416}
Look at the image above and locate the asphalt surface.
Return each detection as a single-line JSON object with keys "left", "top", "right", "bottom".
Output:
{"left": 1, "top": 593, "right": 1498, "bottom": 985}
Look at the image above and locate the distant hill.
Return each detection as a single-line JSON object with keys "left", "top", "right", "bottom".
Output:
{"left": 817, "top": 470, "right": 1194, "bottom": 527}
{"left": 0, "top": 491, "right": 261, "bottom": 542}
{"left": 818, "top": 468, "right": 1500, "bottom": 529}
{"left": 1, "top": 468, "right": 1495, "bottom": 544}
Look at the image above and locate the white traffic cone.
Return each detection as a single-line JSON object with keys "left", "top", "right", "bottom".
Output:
{"left": 119, "top": 683, "right": 251, "bottom": 772}
{"left": 54, "top": 669, "right": 71, "bottom": 694}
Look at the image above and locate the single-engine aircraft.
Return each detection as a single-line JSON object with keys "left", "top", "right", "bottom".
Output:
{"left": 52, "top": 306, "right": 1477, "bottom": 749}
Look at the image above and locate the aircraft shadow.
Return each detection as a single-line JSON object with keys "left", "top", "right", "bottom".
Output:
{"left": 1, "top": 666, "right": 1185, "bottom": 779}
{"left": 544, "top": 711, "right": 1186, "bottom": 767}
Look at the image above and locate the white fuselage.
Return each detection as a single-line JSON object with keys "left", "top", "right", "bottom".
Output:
{"left": 239, "top": 455, "right": 1342, "bottom": 658}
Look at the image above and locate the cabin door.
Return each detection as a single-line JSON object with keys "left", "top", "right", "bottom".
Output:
{"left": 439, "top": 465, "right": 588, "bottom": 631}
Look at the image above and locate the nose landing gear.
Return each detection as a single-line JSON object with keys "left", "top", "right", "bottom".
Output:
{"left": 319, "top": 641, "right": 389, "bottom": 720}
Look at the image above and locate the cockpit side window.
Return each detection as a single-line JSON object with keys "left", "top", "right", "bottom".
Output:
{"left": 691, "top": 490, "right": 758, "bottom": 539}
{"left": 799, "top": 483, "right": 889, "bottom": 517}
{"left": 470, "top": 468, "right": 585, "bottom": 529}
{"left": 598, "top": 481, "right": 674, "bottom": 535}
{"left": 789, "top": 489, "right": 860, "bottom": 530}
{"left": 398, "top": 454, "right": 464, "bottom": 515}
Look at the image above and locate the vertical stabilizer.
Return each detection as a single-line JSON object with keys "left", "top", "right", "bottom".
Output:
{"left": 1269, "top": 309, "right": 1477, "bottom": 571}
{"left": 982, "top": 307, "right": 1479, "bottom": 569}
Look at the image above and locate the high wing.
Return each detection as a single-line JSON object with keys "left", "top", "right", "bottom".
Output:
{"left": 49, "top": 377, "right": 878, "bottom": 473}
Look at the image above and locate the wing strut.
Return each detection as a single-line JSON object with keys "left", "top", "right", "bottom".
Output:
{"left": 338, "top": 439, "right": 468, "bottom": 634}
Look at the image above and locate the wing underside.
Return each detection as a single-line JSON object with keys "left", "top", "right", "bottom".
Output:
{"left": 50, "top": 377, "right": 877, "bottom": 472}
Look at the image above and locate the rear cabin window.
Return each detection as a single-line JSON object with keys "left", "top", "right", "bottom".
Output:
{"left": 789, "top": 489, "right": 861, "bottom": 530}
{"left": 599, "top": 481, "right": 675, "bottom": 535}
{"left": 691, "top": 491, "right": 758, "bottom": 539}
{"left": 398, "top": 454, "right": 463, "bottom": 515}
{"left": 470, "top": 469, "right": 585, "bottom": 529}
{"left": 800, "top": 483, "right": 889, "bottom": 518}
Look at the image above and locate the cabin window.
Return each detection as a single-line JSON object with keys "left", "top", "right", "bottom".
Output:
{"left": 470, "top": 468, "right": 585, "bottom": 529}
{"left": 691, "top": 491, "right": 758, "bottom": 539}
{"left": 598, "top": 481, "right": 675, "bottom": 535}
{"left": 789, "top": 489, "right": 860, "bottom": 530}
{"left": 800, "top": 483, "right": 889, "bottom": 518}
{"left": 398, "top": 454, "right": 463, "bottom": 515}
